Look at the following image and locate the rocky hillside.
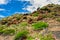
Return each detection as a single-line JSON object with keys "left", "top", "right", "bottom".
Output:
{"left": 0, "top": 4, "right": 60, "bottom": 40}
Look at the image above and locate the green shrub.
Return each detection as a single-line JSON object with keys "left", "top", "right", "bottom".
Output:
{"left": 20, "top": 22, "right": 28, "bottom": 27}
{"left": 0, "top": 30, "right": 4, "bottom": 35}
{"left": 32, "top": 12, "right": 39, "bottom": 17}
{"left": 3, "top": 29, "right": 15, "bottom": 35}
{"left": 42, "top": 14, "right": 48, "bottom": 18}
{"left": 0, "top": 25, "right": 6, "bottom": 34}
{"left": 16, "top": 17, "right": 21, "bottom": 20}
{"left": 56, "top": 18, "right": 60, "bottom": 22}
{"left": 14, "top": 30, "right": 29, "bottom": 40}
{"left": 40, "top": 34, "right": 55, "bottom": 40}
{"left": 32, "top": 21, "right": 48, "bottom": 30}
{"left": 40, "top": 7, "right": 48, "bottom": 10}
{"left": 50, "top": 12, "right": 57, "bottom": 16}
{"left": 42, "top": 12, "right": 56, "bottom": 18}
{"left": 0, "top": 27, "right": 4, "bottom": 31}
{"left": 26, "top": 36, "right": 33, "bottom": 40}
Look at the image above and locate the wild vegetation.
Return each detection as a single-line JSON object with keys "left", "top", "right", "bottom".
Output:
{"left": 0, "top": 4, "right": 60, "bottom": 40}
{"left": 32, "top": 21, "right": 48, "bottom": 30}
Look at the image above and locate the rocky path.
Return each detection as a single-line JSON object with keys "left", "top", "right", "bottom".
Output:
{"left": 52, "top": 31, "right": 60, "bottom": 40}
{"left": 47, "top": 19, "right": 60, "bottom": 40}
{"left": 0, "top": 36, "right": 14, "bottom": 40}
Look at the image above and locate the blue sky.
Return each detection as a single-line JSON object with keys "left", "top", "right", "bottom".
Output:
{"left": 0, "top": 0, "right": 32, "bottom": 17}
{"left": 0, "top": 0, "right": 60, "bottom": 18}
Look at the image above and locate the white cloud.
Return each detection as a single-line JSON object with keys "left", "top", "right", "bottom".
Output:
{"left": 0, "top": 15, "right": 5, "bottom": 18}
{"left": 0, "top": 0, "right": 9, "bottom": 4}
{"left": 0, "top": 8, "right": 5, "bottom": 11}
{"left": 15, "top": 12, "right": 29, "bottom": 14}
{"left": 18, "top": 0, "right": 30, "bottom": 1}
{"left": 22, "top": 0, "right": 60, "bottom": 12}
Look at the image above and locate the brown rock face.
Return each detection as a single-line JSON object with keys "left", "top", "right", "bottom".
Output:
{"left": 37, "top": 14, "right": 43, "bottom": 21}
{"left": 28, "top": 18, "right": 33, "bottom": 24}
{"left": 20, "top": 36, "right": 27, "bottom": 40}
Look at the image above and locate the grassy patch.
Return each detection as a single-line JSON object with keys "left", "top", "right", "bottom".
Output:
{"left": 20, "top": 22, "right": 28, "bottom": 27}
{"left": 0, "top": 25, "right": 7, "bottom": 34}
{"left": 40, "top": 33, "right": 55, "bottom": 40}
{"left": 0, "top": 28, "right": 15, "bottom": 35}
{"left": 32, "top": 21, "right": 48, "bottom": 30}
{"left": 14, "top": 30, "right": 29, "bottom": 40}
{"left": 32, "top": 12, "right": 39, "bottom": 17}
{"left": 26, "top": 36, "right": 34, "bottom": 40}
{"left": 3, "top": 29, "right": 15, "bottom": 35}
{"left": 56, "top": 18, "right": 60, "bottom": 22}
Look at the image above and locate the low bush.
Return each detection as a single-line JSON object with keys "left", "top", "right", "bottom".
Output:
{"left": 0, "top": 25, "right": 6, "bottom": 34}
{"left": 32, "top": 21, "right": 48, "bottom": 30}
{"left": 42, "top": 14, "right": 48, "bottom": 18}
{"left": 40, "top": 33, "right": 55, "bottom": 40}
{"left": 26, "top": 36, "right": 33, "bottom": 40}
{"left": 0, "top": 29, "right": 15, "bottom": 35}
{"left": 0, "top": 30, "right": 4, "bottom": 35}
{"left": 3, "top": 29, "right": 15, "bottom": 35}
{"left": 20, "top": 22, "right": 28, "bottom": 27}
{"left": 50, "top": 12, "right": 57, "bottom": 16}
{"left": 0, "top": 27, "right": 4, "bottom": 31}
{"left": 14, "top": 30, "right": 29, "bottom": 40}
{"left": 32, "top": 12, "right": 39, "bottom": 17}
{"left": 56, "top": 18, "right": 60, "bottom": 22}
